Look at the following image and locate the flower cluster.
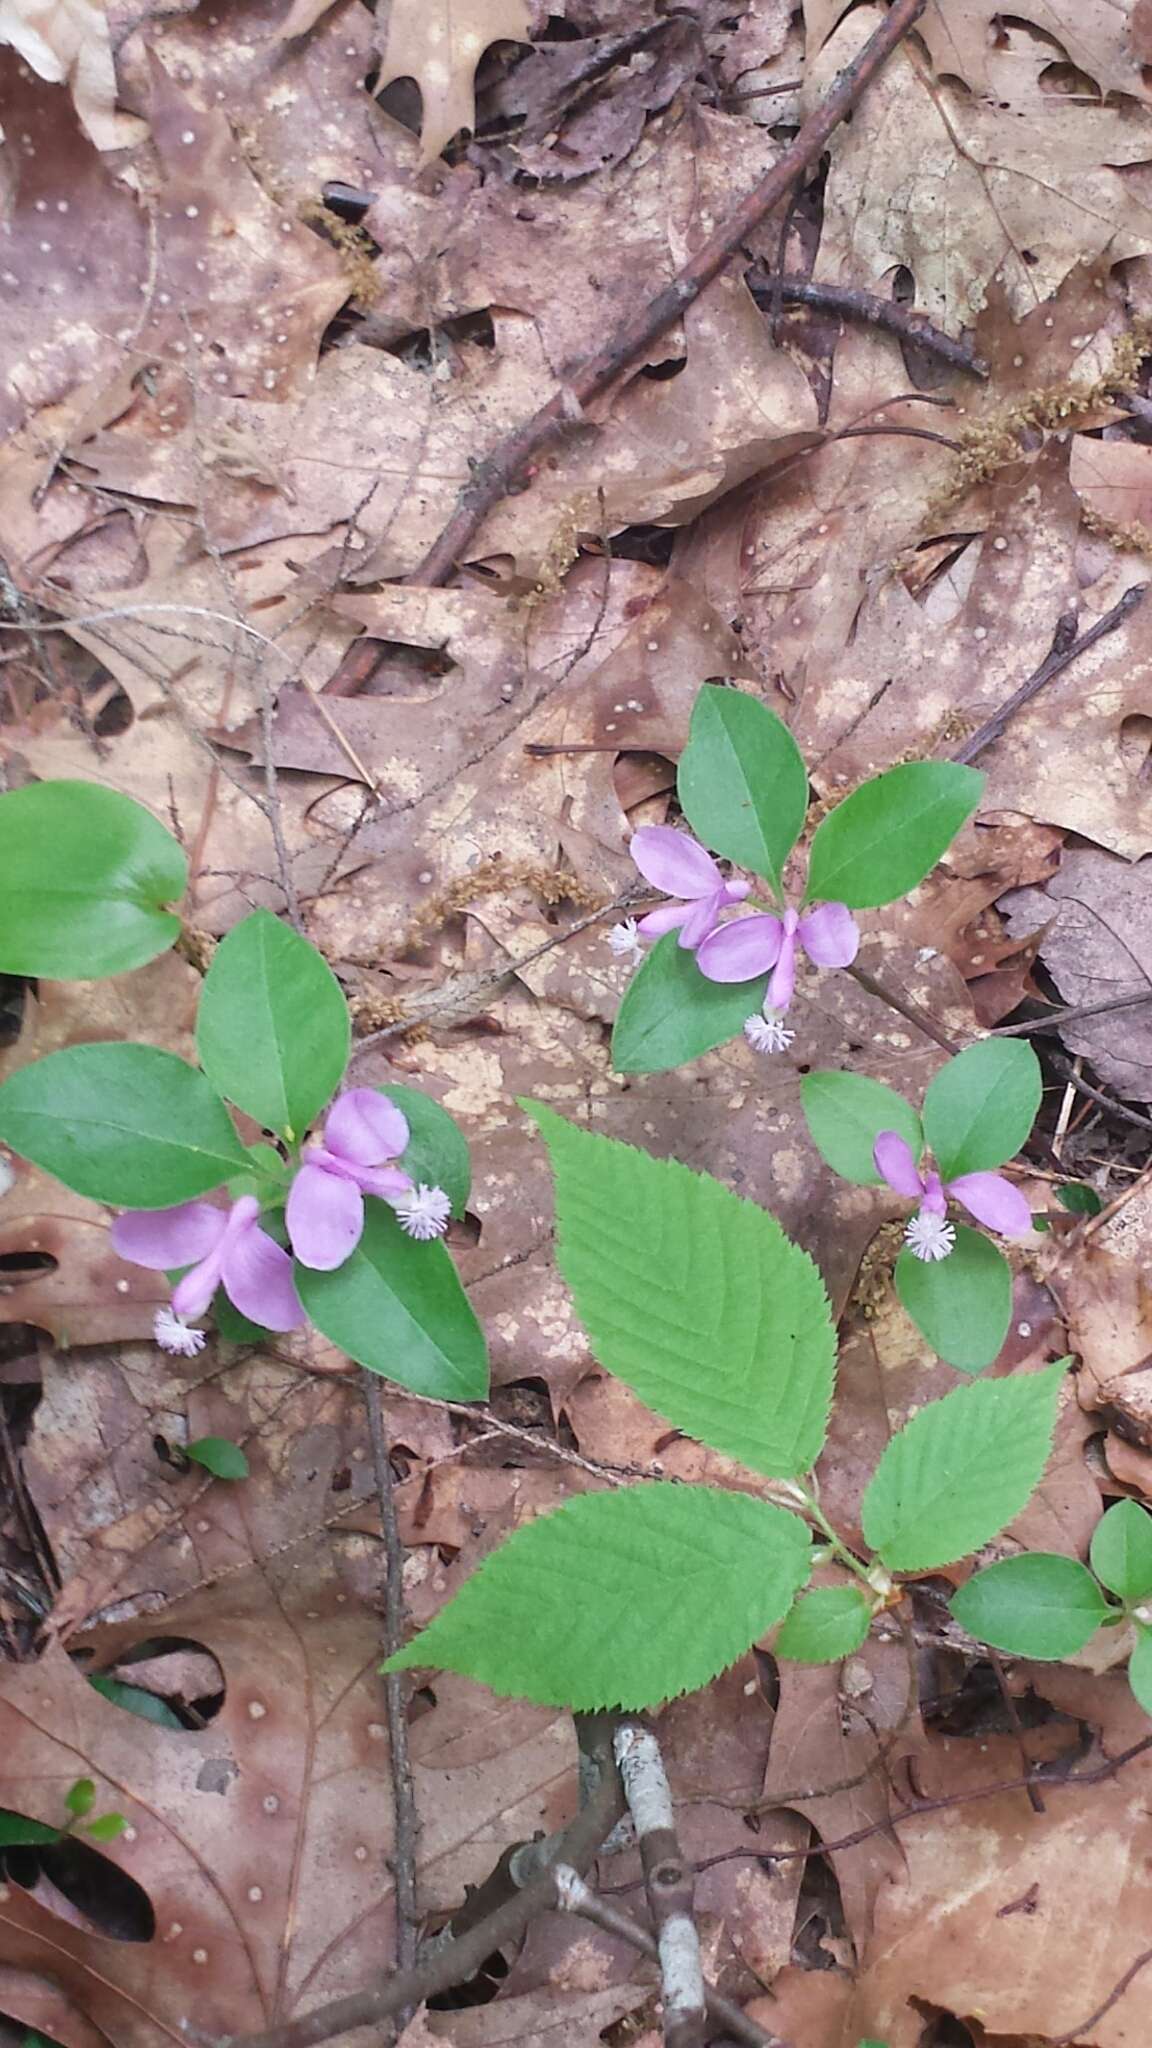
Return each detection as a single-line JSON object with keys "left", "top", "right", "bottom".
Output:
{"left": 873, "top": 1130, "right": 1031, "bottom": 1264}
{"left": 113, "top": 1088, "right": 451, "bottom": 1354}
{"left": 609, "top": 824, "right": 859, "bottom": 1050}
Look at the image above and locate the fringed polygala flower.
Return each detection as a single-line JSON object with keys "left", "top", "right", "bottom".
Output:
{"left": 873, "top": 1130, "right": 1032, "bottom": 1263}
{"left": 286, "top": 1088, "right": 449, "bottom": 1270}
{"left": 628, "top": 826, "right": 751, "bottom": 949}
{"left": 696, "top": 901, "right": 860, "bottom": 1007}
{"left": 113, "top": 1195, "right": 305, "bottom": 1349}
{"left": 743, "top": 1009, "right": 796, "bottom": 1056}
{"left": 606, "top": 916, "right": 644, "bottom": 963}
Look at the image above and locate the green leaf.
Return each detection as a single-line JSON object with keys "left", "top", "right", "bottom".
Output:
{"left": 0, "top": 1809, "right": 61, "bottom": 1846}
{"left": 895, "top": 1226, "right": 1012, "bottom": 1374}
{"left": 1128, "top": 1623, "right": 1152, "bottom": 1717}
{"left": 922, "top": 1039, "right": 1042, "bottom": 1179}
{"left": 676, "top": 684, "right": 808, "bottom": 894}
{"left": 297, "top": 1201, "right": 488, "bottom": 1400}
{"left": 526, "top": 1104, "right": 835, "bottom": 1478}
{"left": 951, "top": 1553, "right": 1111, "bottom": 1659}
{"left": 1056, "top": 1182, "right": 1103, "bottom": 1217}
{"left": 212, "top": 1291, "right": 270, "bottom": 1344}
{"left": 800, "top": 1071, "right": 922, "bottom": 1186}
{"left": 1089, "top": 1499, "right": 1152, "bottom": 1605}
{"left": 384, "top": 1084, "right": 471, "bottom": 1215}
{"left": 861, "top": 1361, "right": 1066, "bottom": 1572}
{"left": 805, "top": 761, "right": 984, "bottom": 909}
{"left": 64, "top": 1778, "right": 95, "bottom": 1819}
{"left": 88, "top": 1675, "right": 184, "bottom": 1729}
{"left": 776, "top": 1584, "right": 872, "bottom": 1664}
{"left": 0, "top": 780, "right": 186, "bottom": 979}
{"left": 0, "top": 1044, "right": 248, "bottom": 1208}
{"left": 186, "top": 1436, "right": 249, "bottom": 1481}
{"left": 84, "top": 1811, "right": 127, "bottom": 1841}
{"left": 612, "top": 932, "right": 767, "bottom": 1075}
{"left": 384, "top": 1483, "right": 813, "bottom": 1709}
{"left": 196, "top": 909, "right": 350, "bottom": 1141}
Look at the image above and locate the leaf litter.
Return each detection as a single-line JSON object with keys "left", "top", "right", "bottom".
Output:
{"left": 3, "top": 0, "right": 1152, "bottom": 2042}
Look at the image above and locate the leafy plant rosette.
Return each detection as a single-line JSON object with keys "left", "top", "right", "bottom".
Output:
{"left": 383, "top": 1108, "right": 1076, "bottom": 1711}
{"left": 612, "top": 684, "right": 984, "bottom": 1075}
{"left": 0, "top": 908, "right": 487, "bottom": 1401}
{"left": 801, "top": 1039, "right": 1042, "bottom": 1372}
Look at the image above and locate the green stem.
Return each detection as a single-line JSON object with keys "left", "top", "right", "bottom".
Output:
{"left": 792, "top": 1480, "right": 889, "bottom": 1599}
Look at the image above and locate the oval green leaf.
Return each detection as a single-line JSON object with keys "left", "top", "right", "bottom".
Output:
{"left": 862, "top": 1360, "right": 1066, "bottom": 1572}
{"left": 65, "top": 1777, "right": 95, "bottom": 1818}
{"left": 0, "top": 1809, "right": 61, "bottom": 1847}
{"left": 895, "top": 1225, "right": 1012, "bottom": 1374}
{"left": 0, "top": 780, "right": 186, "bottom": 979}
{"left": 677, "top": 684, "right": 809, "bottom": 893}
{"left": 800, "top": 1070, "right": 922, "bottom": 1186}
{"left": 297, "top": 1201, "right": 488, "bottom": 1400}
{"left": 1128, "top": 1623, "right": 1152, "bottom": 1717}
{"left": 922, "top": 1038, "right": 1042, "bottom": 1180}
{"left": 88, "top": 1675, "right": 185, "bottom": 1729}
{"left": 775, "top": 1584, "right": 872, "bottom": 1664}
{"left": 0, "top": 1044, "right": 248, "bottom": 1207}
{"left": 384, "top": 1083, "right": 472, "bottom": 1215}
{"left": 526, "top": 1103, "right": 836, "bottom": 1478}
{"left": 805, "top": 761, "right": 984, "bottom": 910}
{"left": 385, "top": 1483, "right": 813, "bottom": 1709}
{"left": 612, "top": 932, "right": 768, "bottom": 1075}
{"left": 196, "top": 909, "right": 350, "bottom": 1141}
{"left": 186, "top": 1436, "right": 250, "bottom": 1481}
{"left": 951, "top": 1553, "right": 1111, "bottom": 1660}
{"left": 1089, "top": 1498, "right": 1152, "bottom": 1605}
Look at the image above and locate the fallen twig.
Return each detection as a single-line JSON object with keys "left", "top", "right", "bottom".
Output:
{"left": 1045, "top": 1051, "right": 1152, "bottom": 1136}
{"left": 615, "top": 1723, "right": 705, "bottom": 2048}
{"left": 364, "top": 1374, "right": 420, "bottom": 1999}
{"left": 1048, "top": 1941, "right": 1152, "bottom": 2046}
{"left": 992, "top": 989, "right": 1152, "bottom": 1037}
{"left": 747, "top": 267, "right": 987, "bottom": 376}
{"left": 951, "top": 584, "right": 1148, "bottom": 767}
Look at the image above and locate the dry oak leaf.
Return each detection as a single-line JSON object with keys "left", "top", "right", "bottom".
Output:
{"left": 0, "top": 0, "right": 144, "bottom": 147}
{"left": 1002, "top": 845, "right": 1152, "bottom": 1099}
{"left": 1071, "top": 431, "right": 1152, "bottom": 540}
{"left": 916, "top": 0, "right": 1151, "bottom": 102}
{"left": 810, "top": 9, "right": 1152, "bottom": 330}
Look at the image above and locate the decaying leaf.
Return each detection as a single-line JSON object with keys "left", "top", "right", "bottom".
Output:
{"left": 0, "top": 0, "right": 145, "bottom": 149}
{"left": 372, "top": 0, "right": 533, "bottom": 162}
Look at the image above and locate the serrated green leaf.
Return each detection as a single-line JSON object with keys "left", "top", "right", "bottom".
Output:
{"left": 0, "top": 1044, "right": 248, "bottom": 1207}
{"left": 805, "top": 761, "right": 983, "bottom": 910}
{"left": 895, "top": 1226, "right": 1012, "bottom": 1374}
{"left": 64, "top": 1777, "right": 95, "bottom": 1819}
{"left": 676, "top": 684, "right": 808, "bottom": 894}
{"left": 0, "top": 1809, "right": 61, "bottom": 1846}
{"left": 0, "top": 780, "right": 186, "bottom": 979}
{"left": 1128, "top": 1623, "right": 1152, "bottom": 1717}
{"left": 800, "top": 1071, "right": 922, "bottom": 1186}
{"left": 186, "top": 1436, "right": 249, "bottom": 1481}
{"left": 196, "top": 910, "right": 350, "bottom": 1141}
{"left": 951, "top": 1553, "right": 1111, "bottom": 1659}
{"left": 526, "top": 1104, "right": 835, "bottom": 1477}
{"left": 922, "top": 1039, "right": 1042, "bottom": 1180}
{"left": 383, "top": 1084, "right": 471, "bottom": 1215}
{"left": 88, "top": 1675, "right": 185, "bottom": 1729}
{"left": 862, "top": 1362, "right": 1066, "bottom": 1572}
{"left": 612, "top": 932, "right": 767, "bottom": 1075}
{"left": 84, "top": 1812, "right": 127, "bottom": 1841}
{"left": 297, "top": 1201, "right": 488, "bottom": 1400}
{"left": 776, "top": 1584, "right": 872, "bottom": 1664}
{"left": 385, "top": 1483, "right": 813, "bottom": 1709}
{"left": 1090, "top": 1499, "right": 1152, "bottom": 1605}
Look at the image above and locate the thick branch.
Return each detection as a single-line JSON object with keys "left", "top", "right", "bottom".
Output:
{"left": 746, "top": 267, "right": 987, "bottom": 376}
{"left": 615, "top": 1723, "right": 704, "bottom": 2048}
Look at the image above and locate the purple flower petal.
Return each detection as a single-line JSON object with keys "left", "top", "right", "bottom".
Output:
{"left": 696, "top": 913, "right": 784, "bottom": 983}
{"left": 171, "top": 1254, "right": 226, "bottom": 1322}
{"left": 324, "top": 1088, "right": 409, "bottom": 1167}
{"left": 112, "top": 1200, "right": 225, "bottom": 1271}
{"left": 629, "top": 826, "right": 721, "bottom": 900}
{"left": 873, "top": 1131, "right": 925, "bottom": 1198}
{"left": 358, "top": 1164, "right": 414, "bottom": 1201}
{"left": 920, "top": 1169, "right": 948, "bottom": 1219}
{"left": 719, "top": 879, "right": 753, "bottom": 908}
{"left": 287, "top": 1160, "right": 365, "bottom": 1270}
{"left": 636, "top": 901, "right": 692, "bottom": 938}
{"left": 677, "top": 890, "right": 726, "bottom": 950}
{"left": 221, "top": 1224, "right": 305, "bottom": 1330}
{"left": 947, "top": 1171, "right": 1033, "bottom": 1238}
{"left": 799, "top": 901, "right": 860, "bottom": 969}
{"left": 767, "top": 929, "right": 798, "bottom": 1011}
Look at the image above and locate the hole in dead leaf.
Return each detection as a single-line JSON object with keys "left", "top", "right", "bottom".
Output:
{"left": 86, "top": 676, "right": 133, "bottom": 739}
{"left": 1, "top": 1827, "right": 155, "bottom": 1943}
{"left": 383, "top": 309, "right": 496, "bottom": 370}
{"left": 914, "top": 2011, "right": 976, "bottom": 2048}
{"left": 75, "top": 1636, "right": 225, "bottom": 1731}
{"left": 446, "top": 1210, "right": 481, "bottom": 1249}
{"left": 427, "top": 1944, "right": 509, "bottom": 2009}
{"left": 639, "top": 355, "right": 687, "bottom": 382}
{"left": 604, "top": 523, "right": 676, "bottom": 565}
{"left": 792, "top": 1838, "right": 850, "bottom": 1971}
{"left": 371, "top": 73, "right": 423, "bottom": 138}
{"left": 0, "top": 1249, "right": 58, "bottom": 1281}
{"left": 1120, "top": 712, "right": 1152, "bottom": 781}
{"left": 751, "top": 1646, "right": 780, "bottom": 1710}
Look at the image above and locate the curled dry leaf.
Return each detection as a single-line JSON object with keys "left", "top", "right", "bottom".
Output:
{"left": 1002, "top": 846, "right": 1152, "bottom": 1100}
{"left": 0, "top": 0, "right": 145, "bottom": 149}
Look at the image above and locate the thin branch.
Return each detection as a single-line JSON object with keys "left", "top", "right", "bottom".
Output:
{"left": 363, "top": 1376, "right": 420, "bottom": 1996}
{"left": 846, "top": 963, "right": 963, "bottom": 1054}
{"left": 992, "top": 989, "right": 1152, "bottom": 1037}
{"left": 1046, "top": 1051, "right": 1152, "bottom": 1136}
{"left": 746, "top": 267, "right": 988, "bottom": 376}
{"left": 1048, "top": 1942, "right": 1152, "bottom": 2046}
{"left": 951, "top": 584, "right": 1148, "bottom": 766}
{"left": 615, "top": 1724, "right": 705, "bottom": 2048}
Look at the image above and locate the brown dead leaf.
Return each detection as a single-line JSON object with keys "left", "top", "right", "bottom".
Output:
{"left": 917, "top": 0, "right": 1152, "bottom": 102}
{"left": 0, "top": 0, "right": 145, "bottom": 149}
{"left": 368, "top": 0, "right": 532, "bottom": 163}
{"left": 1002, "top": 846, "right": 1152, "bottom": 1099}
{"left": 419, "top": 1986, "right": 649, "bottom": 2045}
{"left": 1071, "top": 431, "right": 1152, "bottom": 539}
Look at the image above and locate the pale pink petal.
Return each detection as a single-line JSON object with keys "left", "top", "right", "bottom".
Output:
{"left": 629, "top": 825, "right": 721, "bottom": 899}
{"left": 767, "top": 929, "right": 798, "bottom": 1010}
{"left": 920, "top": 1169, "right": 948, "bottom": 1218}
{"left": 718, "top": 879, "right": 752, "bottom": 907}
{"left": 873, "top": 1131, "right": 926, "bottom": 1198}
{"left": 636, "top": 901, "right": 692, "bottom": 938}
{"left": 324, "top": 1088, "right": 410, "bottom": 1166}
{"left": 696, "top": 913, "right": 783, "bottom": 983}
{"left": 171, "top": 1248, "right": 227, "bottom": 1321}
{"left": 287, "top": 1161, "right": 365, "bottom": 1270}
{"left": 221, "top": 1226, "right": 305, "bottom": 1330}
{"left": 358, "top": 1164, "right": 414, "bottom": 1200}
{"left": 799, "top": 901, "right": 860, "bottom": 969}
{"left": 677, "top": 890, "right": 726, "bottom": 950}
{"left": 948, "top": 1171, "right": 1033, "bottom": 1238}
{"left": 112, "top": 1201, "right": 225, "bottom": 1271}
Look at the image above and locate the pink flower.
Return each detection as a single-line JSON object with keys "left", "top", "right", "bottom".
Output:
{"left": 286, "top": 1088, "right": 450, "bottom": 1270}
{"left": 629, "top": 826, "right": 751, "bottom": 950}
{"left": 696, "top": 901, "right": 860, "bottom": 1008}
{"left": 873, "top": 1130, "right": 1033, "bottom": 1263}
{"left": 112, "top": 1194, "right": 304, "bottom": 1341}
